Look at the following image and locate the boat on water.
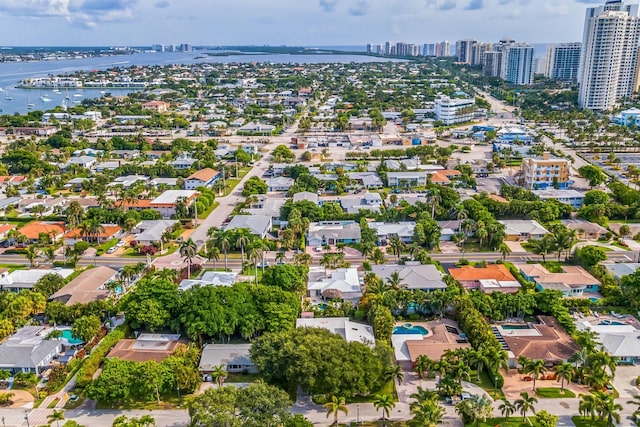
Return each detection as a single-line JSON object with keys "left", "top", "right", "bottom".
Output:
{"left": 52, "top": 89, "right": 60, "bottom": 94}
{"left": 40, "top": 95, "right": 52, "bottom": 102}
{"left": 27, "top": 103, "right": 34, "bottom": 109}
{"left": 73, "top": 93, "right": 82, "bottom": 97}
{"left": 5, "top": 93, "right": 12, "bottom": 100}
{"left": 0, "top": 88, "right": 4, "bottom": 92}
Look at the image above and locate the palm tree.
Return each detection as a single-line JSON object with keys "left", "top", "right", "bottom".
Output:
{"left": 24, "top": 245, "right": 40, "bottom": 267}
{"left": 523, "top": 358, "right": 547, "bottom": 391}
{"left": 178, "top": 238, "right": 198, "bottom": 279}
{"left": 214, "top": 229, "right": 232, "bottom": 270}
{"left": 234, "top": 228, "right": 251, "bottom": 266}
{"left": 498, "top": 242, "right": 512, "bottom": 261}
{"left": 388, "top": 235, "right": 405, "bottom": 261}
{"left": 410, "top": 386, "right": 438, "bottom": 404}
{"left": 293, "top": 252, "right": 312, "bottom": 266}
{"left": 498, "top": 399, "right": 516, "bottom": 421}
{"left": 515, "top": 391, "right": 537, "bottom": 423}
{"left": 275, "top": 251, "right": 286, "bottom": 264}
{"left": 627, "top": 395, "right": 640, "bottom": 422}
{"left": 323, "top": 395, "right": 348, "bottom": 426}
{"left": 386, "top": 271, "right": 405, "bottom": 290}
{"left": 579, "top": 393, "right": 598, "bottom": 425}
{"left": 248, "top": 246, "right": 262, "bottom": 282}
{"left": 374, "top": 394, "right": 395, "bottom": 426}
{"left": 47, "top": 410, "right": 65, "bottom": 427}
{"left": 554, "top": 362, "right": 574, "bottom": 392}
{"left": 409, "top": 397, "right": 445, "bottom": 427}
{"left": 601, "top": 398, "right": 622, "bottom": 427}
{"left": 210, "top": 364, "right": 227, "bottom": 388}
{"left": 414, "top": 355, "right": 434, "bottom": 380}
{"left": 206, "top": 246, "right": 221, "bottom": 269}
{"left": 43, "top": 246, "right": 55, "bottom": 264}
{"left": 384, "top": 364, "right": 404, "bottom": 392}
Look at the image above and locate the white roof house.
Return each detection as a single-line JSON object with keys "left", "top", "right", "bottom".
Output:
{"left": 368, "top": 222, "right": 416, "bottom": 243}
{"left": 499, "top": 220, "right": 549, "bottom": 240}
{"left": 307, "top": 221, "right": 361, "bottom": 247}
{"left": 134, "top": 220, "right": 178, "bottom": 244}
{"left": 371, "top": 262, "right": 446, "bottom": 291}
{"left": 199, "top": 343, "right": 257, "bottom": 374}
{"left": 225, "top": 215, "right": 272, "bottom": 239}
{"left": 179, "top": 271, "right": 238, "bottom": 291}
{"left": 307, "top": 267, "right": 363, "bottom": 305}
{"left": 0, "top": 326, "right": 63, "bottom": 375}
{"left": 602, "top": 263, "right": 640, "bottom": 281}
{"left": 265, "top": 177, "right": 294, "bottom": 192}
{"left": 0, "top": 268, "right": 74, "bottom": 292}
{"left": 576, "top": 320, "right": 640, "bottom": 363}
{"left": 296, "top": 317, "right": 375, "bottom": 347}
{"left": 151, "top": 190, "right": 198, "bottom": 205}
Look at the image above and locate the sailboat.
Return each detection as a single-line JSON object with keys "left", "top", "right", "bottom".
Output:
{"left": 40, "top": 94, "right": 52, "bottom": 102}
{"left": 27, "top": 97, "right": 34, "bottom": 109}
{"left": 5, "top": 91, "right": 12, "bottom": 101}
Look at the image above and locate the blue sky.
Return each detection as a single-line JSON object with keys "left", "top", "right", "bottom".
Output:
{"left": 0, "top": 0, "right": 607, "bottom": 46}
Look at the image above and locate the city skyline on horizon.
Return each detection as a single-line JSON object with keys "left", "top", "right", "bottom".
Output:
{"left": 0, "top": 0, "right": 614, "bottom": 47}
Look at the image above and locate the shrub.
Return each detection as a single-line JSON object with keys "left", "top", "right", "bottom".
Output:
{"left": 74, "top": 241, "right": 90, "bottom": 254}
{"left": 75, "top": 325, "right": 127, "bottom": 388}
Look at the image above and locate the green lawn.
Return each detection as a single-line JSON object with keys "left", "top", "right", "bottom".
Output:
{"left": 198, "top": 201, "right": 219, "bottom": 219}
{"left": 539, "top": 261, "right": 564, "bottom": 273}
{"left": 0, "top": 263, "right": 27, "bottom": 272}
{"left": 345, "top": 381, "right": 397, "bottom": 404}
{"left": 465, "top": 417, "right": 542, "bottom": 427}
{"left": 95, "top": 238, "right": 118, "bottom": 256}
{"left": 224, "top": 373, "right": 262, "bottom": 383}
{"left": 94, "top": 393, "right": 187, "bottom": 410}
{"left": 221, "top": 167, "right": 252, "bottom": 197}
{"left": 535, "top": 387, "right": 576, "bottom": 398}
{"left": 470, "top": 370, "right": 505, "bottom": 400}
{"left": 572, "top": 416, "right": 608, "bottom": 427}
{"left": 611, "top": 241, "right": 631, "bottom": 251}
{"left": 64, "top": 396, "right": 85, "bottom": 410}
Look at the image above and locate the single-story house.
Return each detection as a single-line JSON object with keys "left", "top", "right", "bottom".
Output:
{"left": 307, "top": 221, "right": 361, "bottom": 247}
{"left": 371, "top": 262, "right": 447, "bottom": 291}
{"left": 134, "top": 220, "right": 178, "bottom": 246}
{"left": 307, "top": 267, "right": 363, "bottom": 305}
{"left": 517, "top": 263, "right": 600, "bottom": 297}
{"left": 107, "top": 334, "right": 182, "bottom": 362}
{"left": 50, "top": 266, "right": 117, "bottom": 306}
{"left": 448, "top": 264, "right": 521, "bottom": 293}
{"left": 265, "top": 177, "right": 294, "bottom": 192}
{"left": 65, "top": 224, "right": 122, "bottom": 244}
{"left": 19, "top": 221, "right": 66, "bottom": 243}
{"left": 225, "top": 215, "right": 272, "bottom": 239}
{"left": 109, "top": 175, "right": 148, "bottom": 188}
{"left": 292, "top": 191, "right": 319, "bottom": 204}
{"left": 576, "top": 320, "right": 640, "bottom": 364}
{"left": 561, "top": 219, "right": 609, "bottom": 240}
{"left": 499, "top": 316, "right": 580, "bottom": 367}
{"left": 149, "top": 190, "right": 198, "bottom": 218}
{"left": 0, "top": 224, "right": 16, "bottom": 240}
{"left": 347, "top": 172, "right": 383, "bottom": 189}
{"left": 184, "top": 168, "right": 220, "bottom": 190}
{"left": 199, "top": 344, "right": 258, "bottom": 379}
{"left": 0, "top": 326, "right": 63, "bottom": 375}
{"left": 437, "top": 220, "right": 462, "bottom": 241}
{"left": 602, "top": 263, "right": 640, "bottom": 281}
{"left": 0, "top": 268, "right": 74, "bottom": 292}
{"left": 179, "top": 271, "right": 238, "bottom": 291}
{"left": 296, "top": 317, "right": 375, "bottom": 347}
{"left": 368, "top": 222, "right": 416, "bottom": 244}
{"left": 401, "top": 319, "right": 471, "bottom": 370}
{"left": 499, "top": 220, "right": 549, "bottom": 241}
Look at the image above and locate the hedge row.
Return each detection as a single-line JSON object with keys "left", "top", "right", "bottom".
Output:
{"left": 75, "top": 325, "right": 127, "bottom": 388}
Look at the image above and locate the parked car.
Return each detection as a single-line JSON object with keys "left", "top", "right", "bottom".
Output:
{"left": 107, "top": 247, "right": 118, "bottom": 254}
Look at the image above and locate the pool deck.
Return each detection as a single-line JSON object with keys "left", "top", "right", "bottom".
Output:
{"left": 577, "top": 312, "right": 640, "bottom": 330}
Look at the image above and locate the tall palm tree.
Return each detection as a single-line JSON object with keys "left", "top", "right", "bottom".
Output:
{"left": 498, "top": 242, "right": 512, "bottom": 261}
{"left": 579, "top": 393, "right": 599, "bottom": 425}
{"left": 234, "top": 228, "right": 251, "bottom": 266}
{"left": 515, "top": 391, "right": 537, "bottom": 423}
{"left": 323, "top": 395, "right": 348, "bottom": 427}
{"left": 601, "top": 398, "right": 622, "bottom": 427}
{"left": 178, "top": 238, "right": 198, "bottom": 279}
{"left": 206, "top": 246, "right": 221, "bottom": 269}
{"left": 498, "top": 399, "right": 516, "bottom": 421}
{"left": 523, "top": 358, "right": 547, "bottom": 391}
{"left": 386, "top": 271, "right": 405, "bottom": 290}
{"left": 554, "top": 362, "right": 575, "bottom": 392}
{"left": 409, "top": 397, "right": 445, "bottom": 427}
{"left": 43, "top": 246, "right": 55, "bottom": 264}
{"left": 47, "top": 410, "right": 65, "bottom": 427}
{"left": 24, "top": 245, "right": 40, "bottom": 267}
{"left": 384, "top": 365, "right": 405, "bottom": 392}
{"left": 248, "top": 246, "right": 262, "bottom": 283}
{"left": 374, "top": 394, "right": 395, "bottom": 426}
{"left": 275, "top": 251, "right": 286, "bottom": 264}
{"left": 414, "top": 355, "right": 434, "bottom": 380}
{"left": 626, "top": 395, "right": 640, "bottom": 422}
{"left": 214, "top": 229, "right": 232, "bottom": 270}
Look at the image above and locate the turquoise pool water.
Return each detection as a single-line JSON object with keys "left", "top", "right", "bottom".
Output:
{"left": 500, "top": 324, "right": 530, "bottom": 330}
{"left": 599, "top": 320, "right": 625, "bottom": 326}
{"left": 393, "top": 325, "right": 429, "bottom": 335}
{"left": 60, "top": 329, "right": 84, "bottom": 345}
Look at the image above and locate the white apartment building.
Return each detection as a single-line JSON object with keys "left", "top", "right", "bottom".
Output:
{"left": 500, "top": 44, "right": 535, "bottom": 85}
{"left": 578, "top": 1, "right": 640, "bottom": 110}
{"left": 434, "top": 96, "right": 475, "bottom": 125}
{"left": 545, "top": 43, "right": 582, "bottom": 82}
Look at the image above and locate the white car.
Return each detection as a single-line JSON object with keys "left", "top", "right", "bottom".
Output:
{"left": 107, "top": 246, "right": 118, "bottom": 254}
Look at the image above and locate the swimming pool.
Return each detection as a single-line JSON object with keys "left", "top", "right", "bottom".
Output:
{"left": 393, "top": 325, "right": 429, "bottom": 335}
{"left": 598, "top": 320, "right": 626, "bottom": 326}
{"left": 59, "top": 329, "right": 84, "bottom": 345}
{"left": 500, "top": 324, "right": 530, "bottom": 330}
